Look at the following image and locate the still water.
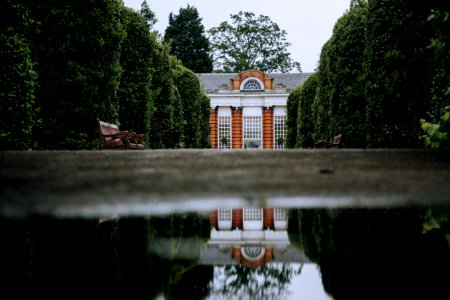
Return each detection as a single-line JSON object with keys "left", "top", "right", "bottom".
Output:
{"left": 1, "top": 207, "right": 448, "bottom": 300}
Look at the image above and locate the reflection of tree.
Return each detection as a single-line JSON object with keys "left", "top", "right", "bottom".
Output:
{"left": 0, "top": 213, "right": 213, "bottom": 300}
{"left": 287, "top": 208, "right": 450, "bottom": 300}
{"left": 108, "top": 213, "right": 212, "bottom": 299}
{"left": 166, "top": 265, "right": 214, "bottom": 299}
{"left": 210, "top": 263, "right": 301, "bottom": 299}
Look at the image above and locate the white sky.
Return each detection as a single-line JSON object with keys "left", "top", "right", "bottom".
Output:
{"left": 122, "top": 0, "right": 350, "bottom": 73}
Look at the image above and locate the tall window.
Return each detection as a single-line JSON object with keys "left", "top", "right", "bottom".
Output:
{"left": 243, "top": 116, "right": 262, "bottom": 149}
{"left": 218, "top": 209, "right": 232, "bottom": 221}
{"left": 274, "top": 107, "right": 286, "bottom": 149}
{"left": 274, "top": 208, "right": 286, "bottom": 222}
{"left": 244, "top": 208, "right": 263, "bottom": 221}
{"left": 218, "top": 107, "right": 232, "bottom": 149}
{"left": 274, "top": 115, "right": 286, "bottom": 149}
{"left": 218, "top": 116, "right": 231, "bottom": 149}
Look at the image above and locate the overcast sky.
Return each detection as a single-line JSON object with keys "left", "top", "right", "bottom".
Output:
{"left": 123, "top": 0, "right": 350, "bottom": 73}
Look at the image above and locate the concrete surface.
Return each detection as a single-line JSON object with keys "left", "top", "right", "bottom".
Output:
{"left": 1, "top": 149, "right": 449, "bottom": 217}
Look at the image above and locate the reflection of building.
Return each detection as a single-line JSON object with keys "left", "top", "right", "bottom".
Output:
{"left": 198, "top": 70, "right": 313, "bottom": 149}
{"left": 202, "top": 208, "right": 306, "bottom": 268}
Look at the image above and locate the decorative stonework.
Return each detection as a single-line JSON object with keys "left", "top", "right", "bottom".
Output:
{"left": 232, "top": 70, "right": 273, "bottom": 90}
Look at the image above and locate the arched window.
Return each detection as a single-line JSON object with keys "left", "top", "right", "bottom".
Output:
{"left": 241, "top": 78, "right": 264, "bottom": 90}
{"left": 242, "top": 245, "right": 265, "bottom": 260}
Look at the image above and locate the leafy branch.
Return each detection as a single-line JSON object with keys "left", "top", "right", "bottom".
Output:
{"left": 420, "top": 107, "right": 449, "bottom": 149}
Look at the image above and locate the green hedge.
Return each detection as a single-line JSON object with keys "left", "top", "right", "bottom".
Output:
{"left": 287, "top": 0, "right": 450, "bottom": 149}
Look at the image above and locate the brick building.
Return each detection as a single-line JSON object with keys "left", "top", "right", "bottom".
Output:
{"left": 198, "top": 70, "right": 313, "bottom": 149}
{"left": 206, "top": 208, "right": 298, "bottom": 268}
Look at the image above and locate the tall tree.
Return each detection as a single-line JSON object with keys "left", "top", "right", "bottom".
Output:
{"left": 208, "top": 11, "right": 301, "bottom": 73}
{"left": 28, "top": 0, "right": 126, "bottom": 149}
{"left": 0, "top": 0, "right": 38, "bottom": 150}
{"left": 118, "top": 6, "right": 157, "bottom": 143}
{"left": 318, "top": 2, "right": 368, "bottom": 147}
{"left": 148, "top": 42, "right": 183, "bottom": 149}
{"left": 164, "top": 5, "right": 212, "bottom": 73}
{"left": 296, "top": 73, "right": 319, "bottom": 148}
{"left": 172, "top": 58, "right": 201, "bottom": 148}
{"left": 198, "top": 93, "right": 211, "bottom": 148}
{"left": 312, "top": 40, "right": 332, "bottom": 143}
{"left": 172, "top": 57, "right": 212, "bottom": 148}
{"left": 285, "top": 86, "right": 301, "bottom": 148}
{"left": 428, "top": 5, "right": 450, "bottom": 118}
{"left": 364, "top": 0, "right": 435, "bottom": 148}
{"left": 139, "top": 0, "right": 157, "bottom": 28}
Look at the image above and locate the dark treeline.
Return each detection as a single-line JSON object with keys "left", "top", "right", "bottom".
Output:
{"left": 0, "top": 214, "right": 212, "bottom": 299}
{"left": 288, "top": 208, "right": 450, "bottom": 299}
{"left": 0, "top": 0, "right": 210, "bottom": 150}
{"left": 287, "top": 0, "right": 450, "bottom": 148}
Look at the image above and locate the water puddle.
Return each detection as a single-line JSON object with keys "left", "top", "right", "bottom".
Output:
{"left": 1, "top": 206, "right": 448, "bottom": 299}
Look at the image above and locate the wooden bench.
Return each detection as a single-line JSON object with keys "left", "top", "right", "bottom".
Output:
{"left": 96, "top": 118, "right": 145, "bottom": 150}
{"left": 314, "top": 134, "right": 342, "bottom": 149}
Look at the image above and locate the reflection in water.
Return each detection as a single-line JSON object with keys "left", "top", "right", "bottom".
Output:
{"left": 0, "top": 214, "right": 212, "bottom": 299}
{"left": 209, "top": 263, "right": 302, "bottom": 300}
{"left": 0, "top": 207, "right": 448, "bottom": 299}
{"left": 288, "top": 208, "right": 450, "bottom": 300}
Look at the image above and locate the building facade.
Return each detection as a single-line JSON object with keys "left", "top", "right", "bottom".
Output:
{"left": 206, "top": 207, "right": 300, "bottom": 268}
{"left": 198, "top": 70, "right": 313, "bottom": 149}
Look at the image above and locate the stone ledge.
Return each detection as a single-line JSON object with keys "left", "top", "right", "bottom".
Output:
{"left": 1, "top": 149, "right": 449, "bottom": 217}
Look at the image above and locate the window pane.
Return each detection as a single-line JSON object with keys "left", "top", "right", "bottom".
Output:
{"left": 244, "top": 208, "right": 262, "bottom": 221}
{"left": 243, "top": 79, "right": 263, "bottom": 90}
{"left": 274, "top": 115, "right": 286, "bottom": 149}
{"left": 218, "top": 209, "right": 232, "bottom": 221}
{"left": 274, "top": 208, "right": 286, "bottom": 221}
{"left": 243, "top": 116, "right": 262, "bottom": 149}
{"left": 218, "top": 116, "right": 231, "bottom": 149}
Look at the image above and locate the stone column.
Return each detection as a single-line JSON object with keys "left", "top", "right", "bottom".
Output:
{"left": 232, "top": 107, "right": 243, "bottom": 149}
{"left": 209, "top": 107, "right": 218, "bottom": 149}
{"left": 262, "top": 107, "right": 274, "bottom": 149}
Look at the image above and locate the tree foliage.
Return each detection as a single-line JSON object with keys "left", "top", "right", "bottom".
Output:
{"left": 1, "top": 213, "right": 213, "bottom": 298}
{"left": 285, "top": 86, "right": 301, "bottom": 148}
{"left": 288, "top": 208, "right": 449, "bottom": 299}
{"left": 428, "top": 7, "right": 450, "bottom": 118}
{"left": 311, "top": 40, "right": 332, "bottom": 144}
{"left": 148, "top": 42, "right": 184, "bottom": 149}
{"left": 211, "top": 264, "right": 301, "bottom": 299}
{"left": 0, "top": 0, "right": 210, "bottom": 150}
{"left": 296, "top": 73, "right": 319, "bottom": 148}
{"left": 317, "top": 2, "right": 367, "bottom": 147}
{"left": 198, "top": 93, "right": 212, "bottom": 148}
{"left": 139, "top": 0, "right": 157, "bottom": 28}
{"left": 0, "top": 0, "right": 38, "bottom": 150}
{"left": 208, "top": 11, "right": 301, "bottom": 73}
{"left": 420, "top": 107, "right": 449, "bottom": 149}
{"left": 117, "top": 7, "right": 157, "bottom": 144}
{"left": 28, "top": 0, "right": 126, "bottom": 149}
{"left": 287, "top": 0, "right": 450, "bottom": 149}
{"left": 364, "top": 0, "right": 435, "bottom": 148}
{"left": 172, "top": 58, "right": 211, "bottom": 148}
{"left": 164, "top": 5, "right": 213, "bottom": 73}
